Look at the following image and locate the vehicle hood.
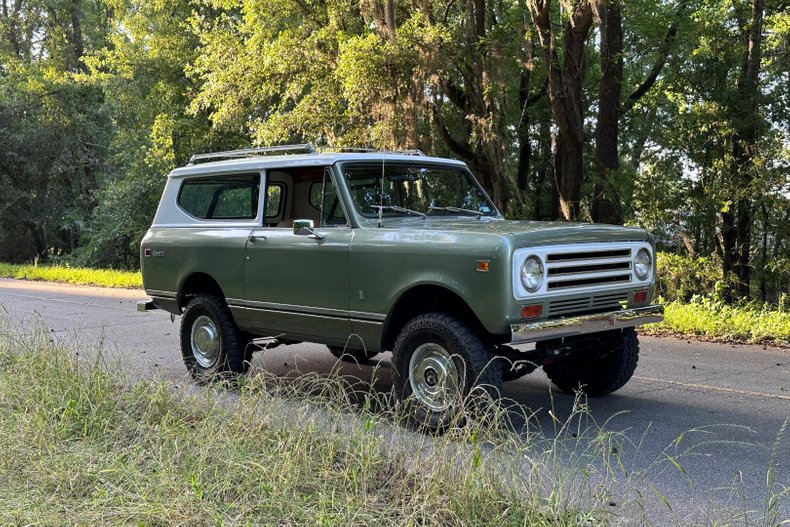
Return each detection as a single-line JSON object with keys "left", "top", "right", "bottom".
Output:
{"left": 394, "top": 219, "right": 650, "bottom": 247}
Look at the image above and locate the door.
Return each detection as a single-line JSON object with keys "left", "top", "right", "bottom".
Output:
{"left": 242, "top": 167, "right": 352, "bottom": 342}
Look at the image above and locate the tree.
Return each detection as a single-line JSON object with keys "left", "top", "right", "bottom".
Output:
{"left": 0, "top": 0, "right": 111, "bottom": 263}
{"left": 529, "top": 0, "right": 595, "bottom": 221}
{"left": 591, "top": 0, "right": 623, "bottom": 225}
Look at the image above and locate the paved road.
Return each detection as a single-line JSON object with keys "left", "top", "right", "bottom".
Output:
{"left": 1, "top": 278, "right": 788, "bottom": 524}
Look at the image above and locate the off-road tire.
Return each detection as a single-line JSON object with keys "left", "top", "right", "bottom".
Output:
{"left": 181, "top": 294, "right": 250, "bottom": 382}
{"left": 327, "top": 345, "right": 379, "bottom": 363}
{"left": 392, "top": 313, "right": 502, "bottom": 431}
{"left": 542, "top": 328, "right": 639, "bottom": 396}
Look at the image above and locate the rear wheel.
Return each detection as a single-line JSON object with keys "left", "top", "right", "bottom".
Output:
{"left": 392, "top": 313, "right": 502, "bottom": 431}
{"left": 542, "top": 328, "right": 639, "bottom": 396}
{"left": 327, "top": 345, "right": 379, "bottom": 363}
{"left": 180, "top": 294, "right": 250, "bottom": 382}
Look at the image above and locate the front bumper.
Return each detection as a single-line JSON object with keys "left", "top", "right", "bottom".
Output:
{"left": 510, "top": 305, "right": 663, "bottom": 344}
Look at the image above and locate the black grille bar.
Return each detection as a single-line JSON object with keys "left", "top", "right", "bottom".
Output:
{"left": 548, "top": 262, "right": 631, "bottom": 276}
{"left": 547, "top": 249, "right": 631, "bottom": 262}
{"left": 547, "top": 274, "right": 631, "bottom": 290}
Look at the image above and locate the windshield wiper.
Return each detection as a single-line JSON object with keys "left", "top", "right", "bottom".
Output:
{"left": 428, "top": 205, "right": 484, "bottom": 217}
{"left": 370, "top": 205, "right": 427, "bottom": 219}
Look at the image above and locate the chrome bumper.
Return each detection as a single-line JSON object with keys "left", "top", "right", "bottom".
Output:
{"left": 510, "top": 305, "right": 664, "bottom": 344}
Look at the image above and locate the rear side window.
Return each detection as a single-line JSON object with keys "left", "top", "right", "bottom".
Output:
{"left": 178, "top": 174, "right": 260, "bottom": 220}
{"left": 265, "top": 183, "right": 284, "bottom": 218}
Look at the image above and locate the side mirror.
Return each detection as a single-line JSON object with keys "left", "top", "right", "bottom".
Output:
{"left": 293, "top": 219, "right": 325, "bottom": 240}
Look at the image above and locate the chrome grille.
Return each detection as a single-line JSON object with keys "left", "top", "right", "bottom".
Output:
{"left": 545, "top": 248, "right": 633, "bottom": 291}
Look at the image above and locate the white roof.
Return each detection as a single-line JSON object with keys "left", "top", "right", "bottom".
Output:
{"left": 169, "top": 152, "right": 468, "bottom": 178}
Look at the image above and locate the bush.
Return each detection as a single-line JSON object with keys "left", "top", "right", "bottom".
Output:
{"left": 644, "top": 295, "right": 790, "bottom": 345}
{"left": 655, "top": 252, "right": 724, "bottom": 302}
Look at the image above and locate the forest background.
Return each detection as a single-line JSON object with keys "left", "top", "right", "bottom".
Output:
{"left": 0, "top": 0, "right": 787, "bottom": 305}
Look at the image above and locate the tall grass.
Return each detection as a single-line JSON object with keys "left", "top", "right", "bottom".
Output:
{"left": 0, "top": 324, "right": 605, "bottom": 525}
{"left": 0, "top": 262, "right": 141, "bottom": 288}
{"left": 0, "top": 321, "right": 787, "bottom": 524}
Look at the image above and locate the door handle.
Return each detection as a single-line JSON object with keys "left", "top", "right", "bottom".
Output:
{"left": 248, "top": 234, "right": 266, "bottom": 243}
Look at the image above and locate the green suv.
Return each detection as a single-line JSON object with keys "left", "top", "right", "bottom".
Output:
{"left": 139, "top": 145, "right": 662, "bottom": 429}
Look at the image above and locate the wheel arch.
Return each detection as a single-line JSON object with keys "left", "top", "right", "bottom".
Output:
{"left": 178, "top": 272, "right": 227, "bottom": 310}
{"left": 381, "top": 283, "right": 500, "bottom": 351}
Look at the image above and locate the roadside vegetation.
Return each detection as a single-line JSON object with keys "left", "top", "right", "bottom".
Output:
{"left": 0, "top": 262, "right": 141, "bottom": 289}
{"left": 646, "top": 253, "right": 790, "bottom": 345}
{"left": 643, "top": 298, "right": 790, "bottom": 345}
{"left": 0, "top": 324, "right": 610, "bottom": 526}
{"left": 1, "top": 322, "right": 787, "bottom": 525}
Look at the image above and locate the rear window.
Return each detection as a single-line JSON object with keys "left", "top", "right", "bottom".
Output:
{"left": 177, "top": 174, "right": 260, "bottom": 220}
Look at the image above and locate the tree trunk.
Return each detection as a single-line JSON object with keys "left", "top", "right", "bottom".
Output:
{"left": 723, "top": 0, "right": 764, "bottom": 301}
{"left": 592, "top": 0, "right": 623, "bottom": 225}
{"left": 529, "top": 0, "right": 594, "bottom": 221}
{"left": 516, "top": 67, "right": 533, "bottom": 193}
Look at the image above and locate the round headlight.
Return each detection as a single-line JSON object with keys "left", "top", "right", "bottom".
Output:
{"left": 634, "top": 248, "right": 651, "bottom": 280}
{"left": 520, "top": 256, "right": 544, "bottom": 292}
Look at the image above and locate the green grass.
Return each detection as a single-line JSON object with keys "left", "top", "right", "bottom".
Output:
{"left": 643, "top": 296, "right": 790, "bottom": 345}
{"left": 0, "top": 262, "right": 141, "bottom": 288}
{"left": 0, "top": 325, "right": 610, "bottom": 526}
{"left": 1, "top": 322, "right": 787, "bottom": 524}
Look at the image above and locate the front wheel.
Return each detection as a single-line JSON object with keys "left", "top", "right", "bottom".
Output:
{"left": 542, "top": 328, "right": 639, "bottom": 396}
{"left": 180, "top": 294, "right": 250, "bottom": 382}
{"left": 392, "top": 313, "right": 502, "bottom": 431}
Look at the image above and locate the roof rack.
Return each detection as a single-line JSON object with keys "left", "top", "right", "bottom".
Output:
{"left": 316, "top": 145, "right": 426, "bottom": 156}
{"left": 188, "top": 144, "right": 317, "bottom": 165}
{"left": 187, "top": 143, "right": 426, "bottom": 165}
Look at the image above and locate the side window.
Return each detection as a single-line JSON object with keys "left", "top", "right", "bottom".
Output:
{"left": 309, "top": 174, "right": 346, "bottom": 226}
{"left": 265, "top": 184, "right": 284, "bottom": 218}
{"left": 178, "top": 174, "right": 260, "bottom": 220}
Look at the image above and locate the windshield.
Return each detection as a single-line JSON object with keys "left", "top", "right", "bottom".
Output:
{"left": 341, "top": 163, "right": 497, "bottom": 220}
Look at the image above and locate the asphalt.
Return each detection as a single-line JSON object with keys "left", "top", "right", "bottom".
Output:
{"left": 1, "top": 277, "right": 788, "bottom": 524}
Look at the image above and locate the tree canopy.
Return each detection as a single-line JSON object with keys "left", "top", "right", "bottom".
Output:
{"left": 0, "top": 0, "right": 787, "bottom": 301}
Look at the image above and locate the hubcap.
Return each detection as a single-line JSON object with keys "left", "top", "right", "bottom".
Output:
{"left": 191, "top": 315, "right": 220, "bottom": 368}
{"left": 408, "top": 343, "right": 461, "bottom": 412}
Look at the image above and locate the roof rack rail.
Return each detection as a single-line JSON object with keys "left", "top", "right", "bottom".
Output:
{"left": 316, "top": 145, "right": 426, "bottom": 156}
{"left": 188, "top": 144, "right": 317, "bottom": 165}
{"left": 316, "top": 146, "right": 377, "bottom": 153}
{"left": 383, "top": 149, "right": 426, "bottom": 157}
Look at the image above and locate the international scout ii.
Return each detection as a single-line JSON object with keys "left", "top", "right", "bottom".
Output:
{"left": 139, "top": 145, "right": 663, "bottom": 429}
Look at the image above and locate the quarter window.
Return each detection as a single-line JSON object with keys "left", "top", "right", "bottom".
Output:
{"left": 265, "top": 184, "right": 284, "bottom": 218}
{"left": 178, "top": 174, "right": 260, "bottom": 220}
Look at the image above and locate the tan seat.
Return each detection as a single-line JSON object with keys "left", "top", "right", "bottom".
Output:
{"left": 277, "top": 219, "right": 294, "bottom": 228}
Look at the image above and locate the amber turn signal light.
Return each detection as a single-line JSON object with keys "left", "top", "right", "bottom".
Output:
{"left": 476, "top": 260, "right": 490, "bottom": 272}
{"left": 521, "top": 304, "right": 543, "bottom": 318}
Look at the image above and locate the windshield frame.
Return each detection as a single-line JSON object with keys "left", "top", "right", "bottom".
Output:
{"left": 334, "top": 160, "right": 502, "bottom": 227}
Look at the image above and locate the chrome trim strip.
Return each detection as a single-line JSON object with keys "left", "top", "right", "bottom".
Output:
{"left": 510, "top": 305, "right": 664, "bottom": 344}
{"left": 230, "top": 299, "right": 345, "bottom": 317}
{"left": 147, "top": 289, "right": 176, "bottom": 298}
{"left": 349, "top": 311, "right": 387, "bottom": 322}
{"left": 227, "top": 299, "right": 385, "bottom": 322}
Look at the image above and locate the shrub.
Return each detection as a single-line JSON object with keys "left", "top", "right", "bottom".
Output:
{"left": 655, "top": 252, "right": 723, "bottom": 302}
